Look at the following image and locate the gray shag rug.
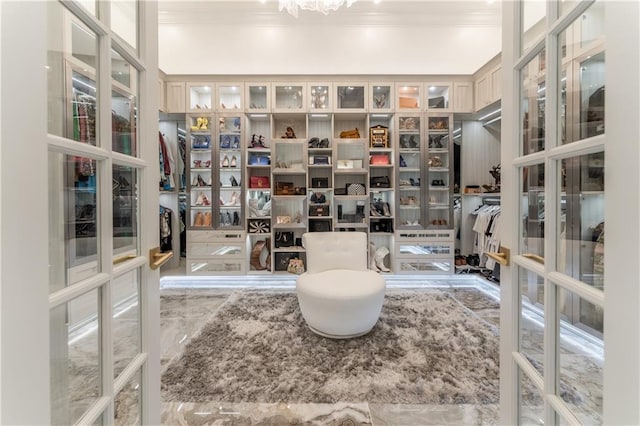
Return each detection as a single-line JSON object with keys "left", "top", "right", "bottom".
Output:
{"left": 161, "top": 290, "right": 500, "bottom": 404}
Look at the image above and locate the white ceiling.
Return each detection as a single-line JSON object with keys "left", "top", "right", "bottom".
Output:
{"left": 158, "top": 0, "right": 503, "bottom": 76}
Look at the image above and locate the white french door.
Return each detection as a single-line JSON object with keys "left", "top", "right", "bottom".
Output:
{"left": 1, "top": 1, "right": 160, "bottom": 424}
{"left": 500, "top": 1, "right": 640, "bottom": 425}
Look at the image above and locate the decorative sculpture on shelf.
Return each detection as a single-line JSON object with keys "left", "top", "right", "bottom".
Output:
{"left": 483, "top": 164, "right": 501, "bottom": 193}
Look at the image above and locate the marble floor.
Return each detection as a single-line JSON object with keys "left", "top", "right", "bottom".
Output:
{"left": 158, "top": 276, "right": 603, "bottom": 425}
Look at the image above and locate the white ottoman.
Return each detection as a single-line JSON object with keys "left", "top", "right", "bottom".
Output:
{"left": 295, "top": 232, "right": 386, "bottom": 339}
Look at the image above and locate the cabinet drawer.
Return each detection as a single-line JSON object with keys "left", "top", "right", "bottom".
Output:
{"left": 396, "top": 229, "right": 455, "bottom": 241}
{"left": 186, "top": 257, "right": 245, "bottom": 275}
{"left": 187, "top": 243, "right": 245, "bottom": 259}
{"left": 395, "top": 257, "right": 454, "bottom": 274}
{"left": 397, "top": 242, "right": 454, "bottom": 257}
{"left": 187, "top": 230, "right": 245, "bottom": 243}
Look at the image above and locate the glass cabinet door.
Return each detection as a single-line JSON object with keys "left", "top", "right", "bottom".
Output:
{"left": 245, "top": 83, "right": 270, "bottom": 113}
{"left": 370, "top": 83, "right": 394, "bottom": 111}
{"left": 397, "top": 84, "right": 421, "bottom": 111}
{"left": 397, "top": 115, "right": 423, "bottom": 229}
{"left": 308, "top": 83, "right": 332, "bottom": 112}
{"left": 335, "top": 83, "right": 367, "bottom": 111}
{"left": 187, "top": 83, "right": 213, "bottom": 112}
{"left": 217, "top": 84, "right": 243, "bottom": 111}
{"left": 187, "top": 114, "right": 213, "bottom": 229}
{"left": 217, "top": 115, "right": 243, "bottom": 229}
{"left": 272, "top": 83, "right": 306, "bottom": 112}
{"left": 426, "top": 115, "right": 452, "bottom": 228}
{"left": 426, "top": 83, "right": 451, "bottom": 111}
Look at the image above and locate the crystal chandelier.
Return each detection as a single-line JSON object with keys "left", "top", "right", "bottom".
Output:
{"left": 278, "top": 0, "right": 358, "bottom": 18}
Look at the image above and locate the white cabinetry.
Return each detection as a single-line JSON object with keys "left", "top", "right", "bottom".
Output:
{"left": 166, "top": 81, "right": 186, "bottom": 113}
{"left": 474, "top": 66, "right": 502, "bottom": 111}
{"left": 453, "top": 81, "right": 473, "bottom": 113}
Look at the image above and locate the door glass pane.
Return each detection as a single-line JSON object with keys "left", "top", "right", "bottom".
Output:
{"left": 522, "top": 1, "right": 546, "bottom": 53}
{"left": 309, "top": 84, "right": 330, "bottom": 110}
{"left": 559, "top": 5, "right": 605, "bottom": 144}
{"left": 49, "top": 153, "right": 97, "bottom": 293}
{"left": 49, "top": 154, "right": 100, "bottom": 291}
{"left": 557, "top": 154, "right": 604, "bottom": 290}
{"left": 558, "top": 286, "right": 604, "bottom": 423}
{"left": 519, "top": 367, "right": 544, "bottom": 425}
{"left": 115, "top": 370, "right": 141, "bottom": 425}
{"left": 47, "top": 3, "right": 99, "bottom": 144}
{"left": 522, "top": 49, "right": 546, "bottom": 155}
{"left": 113, "top": 165, "right": 138, "bottom": 255}
{"left": 520, "top": 268, "right": 545, "bottom": 374}
{"left": 521, "top": 164, "right": 545, "bottom": 259}
{"left": 113, "top": 270, "right": 140, "bottom": 379}
{"left": 50, "top": 289, "right": 101, "bottom": 425}
{"left": 111, "top": 0, "right": 137, "bottom": 49}
{"left": 112, "top": 86, "right": 137, "bottom": 156}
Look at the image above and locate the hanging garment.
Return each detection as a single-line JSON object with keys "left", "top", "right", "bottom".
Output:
{"left": 160, "top": 206, "right": 173, "bottom": 252}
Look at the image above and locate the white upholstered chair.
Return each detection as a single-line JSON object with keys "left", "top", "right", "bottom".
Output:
{"left": 296, "top": 232, "right": 386, "bottom": 338}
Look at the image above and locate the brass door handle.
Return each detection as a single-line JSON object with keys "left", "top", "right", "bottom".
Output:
{"left": 149, "top": 247, "right": 173, "bottom": 270}
{"left": 486, "top": 246, "right": 510, "bottom": 266}
{"left": 523, "top": 253, "right": 544, "bottom": 265}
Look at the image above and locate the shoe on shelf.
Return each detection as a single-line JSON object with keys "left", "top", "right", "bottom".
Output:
{"left": 230, "top": 175, "right": 239, "bottom": 187}
{"left": 193, "top": 160, "right": 202, "bottom": 168}
{"left": 203, "top": 160, "right": 211, "bottom": 168}
{"left": 221, "top": 155, "right": 230, "bottom": 167}
{"left": 193, "top": 212, "right": 204, "bottom": 226}
{"left": 369, "top": 241, "right": 379, "bottom": 272}
{"left": 225, "top": 191, "right": 239, "bottom": 206}
{"left": 230, "top": 155, "right": 237, "bottom": 168}
{"left": 374, "top": 247, "right": 391, "bottom": 272}
{"left": 399, "top": 155, "right": 407, "bottom": 167}
{"left": 203, "top": 212, "right": 212, "bottom": 227}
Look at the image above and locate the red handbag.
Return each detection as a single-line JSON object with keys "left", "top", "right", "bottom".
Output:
{"left": 250, "top": 176, "right": 270, "bottom": 188}
{"left": 370, "top": 154, "right": 390, "bottom": 165}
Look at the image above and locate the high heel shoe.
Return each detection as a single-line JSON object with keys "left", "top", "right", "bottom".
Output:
{"left": 221, "top": 155, "right": 230, "bottom": 167}
{"left": 225, "top": 212, "right": 232, "bottom": 225}
{"left": 193, "top": 212, "right": 204, "bottom": 226}
{"left": 231, "top": 136, "right": 239, "bottom": 149}
{"left": 375, "top": 247, "right": 391, "bottom": 272}
{"left": 230, "top": 155, "right": 237, "bottom": 168}
{"left": 399, "top": 155, "right": 407, "bottom": 167}
{"left": 370, "top": 204, "right": 381, "bottom": 217}
{"left": 225, "top": 191, "right": 239, "bottom": 206}
{"left": 195, "top": 192, "right": 204, "bottom": 206}
{"left": 369, "top": 241, "right": 379, "bottom": 272}
{"left": 203, "top": 160, "right": 211, "bottom": 168}
{"left": 233, "top": 211, "right": 240, "bottom": 226}
{"left": 383, "top": 202, "right": 391, "bottom": 217}
{"left": 197, "top": 174, "right": 206, "bottom": 187}
{"left": 230, "top": 175, "right": 239, "bottom": 187}
{"left": 203, "top": 212, "right": 212, "bottom": 227}
{"left": 193, "top": 160, "right": 202, "bottom": 168}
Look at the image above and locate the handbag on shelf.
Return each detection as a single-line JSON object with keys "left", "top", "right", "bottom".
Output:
{"left": 310, "top": 155, "right": 331, "bottom": 165}
{"left": 276, "top": 182, "right": 294, "bottom": 195}
{"left": 287, "top": 258, "right": 305, "bottom": 275}
{"left": 309, "top": 205, "right": 329, "bottom": 216}
{"left": 310, "top": 192, "right": 326, "bottom": 204}
{"left": 370, "top": 154, "right": 390, "bottom": 165}
{"left": 339, "top": 128, "right": 360, "bottom": 139}
{"left": 309, "top": 220, "right": 331, "bottom": 232}
{"left": 347, "top": 183, "right": 366, "bottom": 196}
{"left": 249, "top": 175, "right": 270, "bottom": 189}
{"left": 274, "top": 231, "right": 294, "bottom": 248}
{"left": 276, "top": 216, "right": 291, "bottom": 224}
{"left": 192, "top": 135, "right": 210, "bottom": 149}
{"left": 370, "top": 175, "right": 391, "bottom": 188}
{"left": 311, "top": 177, "right": 329, "bottom": 188}
{"left": 248, "top": 154, "right": 270, "bottom": 166}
